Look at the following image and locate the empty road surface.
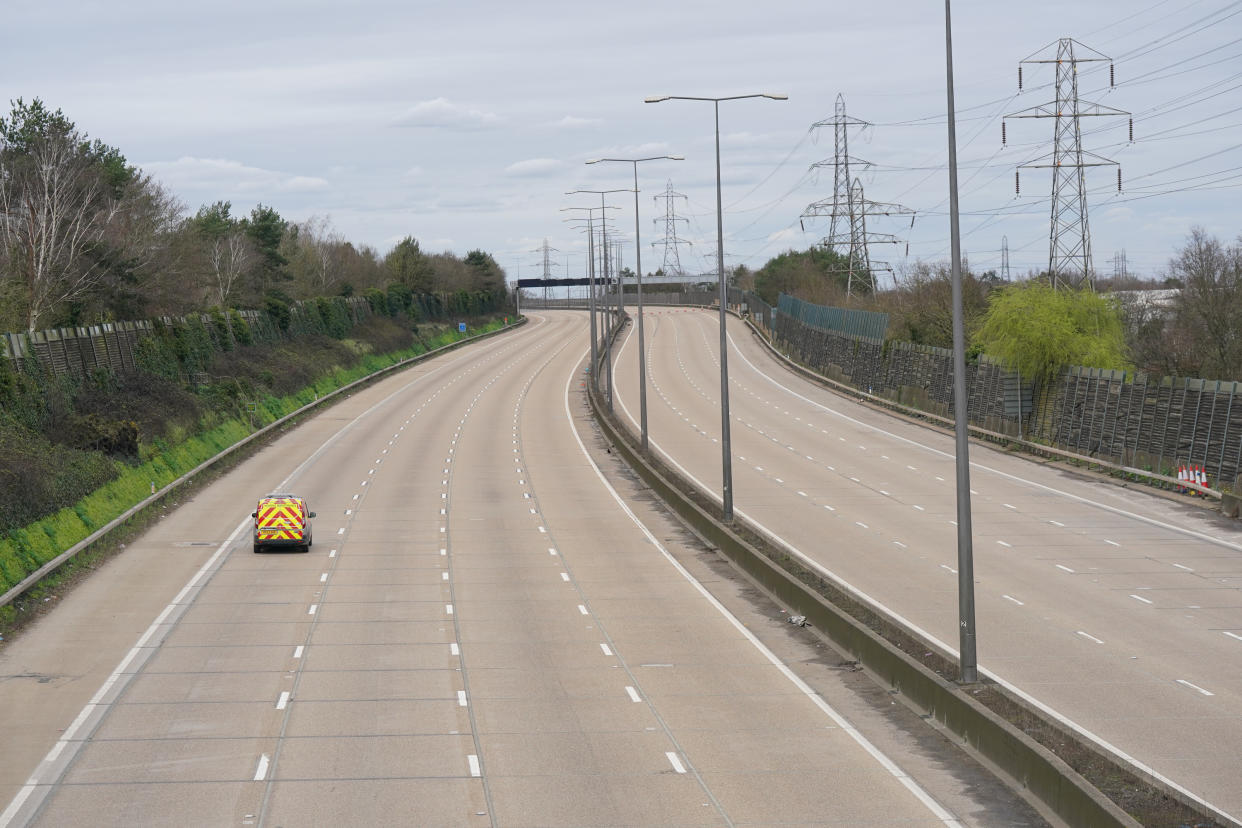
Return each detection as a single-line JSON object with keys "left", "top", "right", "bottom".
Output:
{"left": 0, "top": 312, "right": 1045, "bottom": 826}
{"left": 610, "top": 306, "right": 1242, "bottom": 825}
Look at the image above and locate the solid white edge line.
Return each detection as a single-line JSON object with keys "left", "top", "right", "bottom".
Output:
{"left": 566, "top": 345, "right": 960, "bottom": 825}
{"left": 0, "top": 514, "right": 254, "bottom": 827}
{"left": 617, "top": 315, "right": 1242, "bottom": 827}
{"left": 726, "top": 326, "right": 1242, "bottom": 555}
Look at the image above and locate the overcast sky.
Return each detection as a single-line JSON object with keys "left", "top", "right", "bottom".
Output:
{"left": 7, "top": 0, "right": 1240, "bottom": 284}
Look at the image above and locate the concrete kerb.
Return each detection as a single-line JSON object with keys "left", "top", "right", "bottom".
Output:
{"left": 0, "top": 317, "right": 527, "bottom": 611}
{"left": 587, "top": 315, "right": 1139, "bottom": 828}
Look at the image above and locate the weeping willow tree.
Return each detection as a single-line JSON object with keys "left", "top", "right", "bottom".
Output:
{"left": 973, "top": 281, "right": 1131, "bottom": 382}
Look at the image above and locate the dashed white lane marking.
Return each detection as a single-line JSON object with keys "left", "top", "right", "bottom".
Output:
{"left": 1131, "top": 594, "right": 1154, "bottom": 604}
{"left": 940, "top": 564, "right": 957, "bottom": 574}
{"left": 997, "top": 540, "right": 1012, "bottom": 548}
{"left": 442, "top": 572, "right": 449, "bottom": 581}
{"left": 1049, "top": 520, "right": 1065, "bottom": 527}
{"left": 254, "top": 754, "right": 270, "bottom": 781}
{"left": 450, "top": 642, "right": 460, "bottom": 656}
{"left": 468, "top": 754, "right": 481, "bottom": 777}
{"left": 319, "top": 573, "right": 328, "bottom": 583}
{"left": 457, "top": 690, "right": 469, "bottom": 707}
{"left": 548, "top": 548, "right": 558, "bottom": 556}
{"left": 446, "top": 604, "right": 454, "bottom": 615}
{"left": 625, "top": 686, "right": 642, "bottom": 703}
{"left": 276, "top": 691, "right": 290, "bottom": 710}
{"left": 307, "top": 604, "right": 318, "bottom": 615}
{"left": 855, "top": 521, "right": 868, "bottom": 529}
{"left": 797, "top": 491, "right": 807, "bottom": 497}
{"left": 596, "top": 334, "right": 964, "bottom": 824}
{"left": 538, "top": 526, "right": 547, "bottom": 533}
{"left": 1003, "top": 595, "right": 1024, "bottom": 606}
{"left": 1176, "top": 679, "right": 1214, "bottom": 697}
{"left": 1104, "top": 539, "right": 1120, "bottom": 547}
{"left": 823, "top": 504, "right": 835, "bottom": 512}
{"left": 293, "top": 645, "right": 304, "bottom": 658}
{"left": 329, "top": 549, "right": 337, "bottom": 558}
{"left": 666, "top": 752, "right": 686, "bottom": 774}
{"left": 893, "top": 541, "right": 907, "bottom": 549}
{"left": 1223, "top": 632, "right": 1242, "bottom": 642}
{"left": 913, "top": 505, "right": 925, "bottom": 511}
{"left": 1056, "top": 564, "right": 1075, "bottom": 573}
{"left": 577, "top": 604, "right": 589, "bottom": 616}
{"left": 560, "top": 572, "right": 570, "bottom": 582}
{"left": 337, "top": 528, "right": 345, "bottom": 535}
{"left": 1077, "top": 631, "right": 1105, "bottom": 644}
{"left": 1173, "top": 563, "right": 1194, "bottom": 572}
{"left": 600, "top": 643, "right": 613, "bottom": 656}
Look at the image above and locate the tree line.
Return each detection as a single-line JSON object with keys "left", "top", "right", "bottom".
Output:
{"left": 0, "top": 98, "right": 508, "bottom": 334}
{"left": 736, "top": 230, "right": 1242, "bottom": 383}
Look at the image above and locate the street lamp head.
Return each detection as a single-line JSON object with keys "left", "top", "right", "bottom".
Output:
{"left": 644, "top": 96, "right": 669, "bottom": 104}
{"left": 584, "top": 158, "right": 601, "bottom": 165}
{"left": 668, "top": 155, "right": 685, "bottom": 161}
{"left": 764, "top": 93, "right": 789, "bottom": 101}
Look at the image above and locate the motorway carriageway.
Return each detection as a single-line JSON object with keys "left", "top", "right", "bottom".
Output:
{"left": 610, "top": 307, "right": 1242, "bottom": 825}
{"left": 0, "top": 312, "right": 1052, "bottom": 827}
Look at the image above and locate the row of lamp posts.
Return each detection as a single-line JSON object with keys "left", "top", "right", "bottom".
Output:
{"left": 558, "top": 17, "right": 977, "bottom": 684}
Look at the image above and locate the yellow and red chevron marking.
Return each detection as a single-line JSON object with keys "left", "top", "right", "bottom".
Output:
{"left": 256, "top": 499, "right": 305, "bottom": 540}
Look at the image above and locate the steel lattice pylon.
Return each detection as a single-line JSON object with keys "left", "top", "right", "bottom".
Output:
{"left": 802, "top": 95, "right": 914, "bottom": 298}
{"left": 652, "top": 180, "right": 692, "bottom": 278}
{"left": 1005, "top": 38, "right": 1129, "bottom": 291}
{"left": 809, "top": 94, "right": 870, "bottom": 253}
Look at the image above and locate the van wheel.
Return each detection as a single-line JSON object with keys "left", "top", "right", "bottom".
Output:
{"left": 253, "top": 544, "right": 262, "bottom": 554}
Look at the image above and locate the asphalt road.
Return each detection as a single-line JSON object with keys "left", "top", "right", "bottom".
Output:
{"left": 609, "top": 306, "right": 1242, "bottom": 825}
{"left": 0, "top": 312, "right": 1041, "bottom": 827}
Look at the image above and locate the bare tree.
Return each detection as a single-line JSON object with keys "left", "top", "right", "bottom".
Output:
{"left": 0, "top": 132, "right": 115, "bottom": 330}
{"left": 1168, "top": 227, "right": 1242, "bottom": 381}
{"left": 208, "top": 231, "right": 253, "bottom": 307}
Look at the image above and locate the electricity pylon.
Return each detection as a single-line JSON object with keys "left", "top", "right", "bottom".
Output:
{"left": 802, "top": 95, "right": 913, "bottom": 298}
{"left": 803, "top": 177, "right": 914, "bottom": 298}
{"left": 1004, "top": 38, "right": 1130, "bottom": 291}
{"left": 531, "top": 238, "right": 560, "bottom": 303}
{"left": 808, "top": 93, "right": 872, "bottom": 253}
{"left": 652, "top": 180, "right": 692, "bottom": 278}
{"left": 1001, "top": 235, "right": 1011, "bottom": 281}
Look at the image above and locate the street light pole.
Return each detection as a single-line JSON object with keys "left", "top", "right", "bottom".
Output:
{"left": 567, "top": 189, "right": 628, "bottom": 413}
{"left": 644, "top": 93, "right": 787, "bottom": 521}
{"left": 944, "top": 0, "right": 978, "bottom": 684}
{"left": 586, "top": 155, "right": 683, "bottom": 453}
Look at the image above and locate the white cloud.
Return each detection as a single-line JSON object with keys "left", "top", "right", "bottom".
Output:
{"left": 393, "top": 97, "right": 502, "bottom": 130}
{"left": 141, "top": 157, "right": 329, "bottom": 194}
{"left": 552, "top": 115, "right": 602, "bottom": 129}
{"left": 504, "top": 158, "right": 564, "bottom": 177}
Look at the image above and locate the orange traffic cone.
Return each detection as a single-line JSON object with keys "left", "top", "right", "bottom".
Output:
{"left": 1177, "top": 465, "right": 1187, "bottom": 493}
